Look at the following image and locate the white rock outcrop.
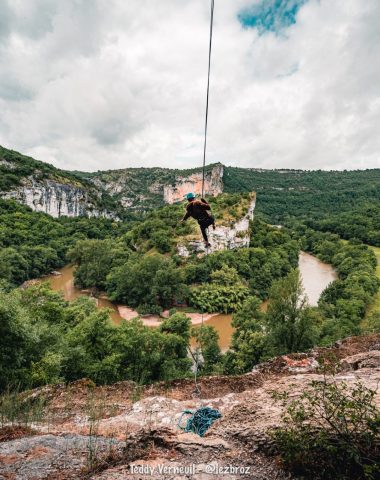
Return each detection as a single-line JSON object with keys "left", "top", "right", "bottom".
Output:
{"left": 163, "top": 164, "right": 224, "bottom": 204}
{"left": 2, "top": 179, "right": 111, "bottom": 218}
{"left": 177, "top": 195, "right": 256, "bottom": 256}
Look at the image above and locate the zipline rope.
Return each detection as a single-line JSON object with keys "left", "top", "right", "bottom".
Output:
{"left": 189, "top": 0, "right": 215, "bottom": 398}
{"left": 188, "top": 309, "right": 204, "bottom": 398}
{"left": 186, "top": 0, "right": 215, "bottom": 401}
{"left": 179, "top": 5, "right": 222, "bottom": 434}
{"left": 201, "top": 0, "right": 215, "bottom": 198}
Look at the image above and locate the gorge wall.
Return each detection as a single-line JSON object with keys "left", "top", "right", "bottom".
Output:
{"left": 2, "top": 179, "right": 110, "bottom": 218}
{"left": 1, "top": 144, "right": 226, "bottom": 217}
{"left": 87, "top": 163, "right": 225, "bottom": 210}
{"left": 163, "top": 164, "right": 224, "bottom": 204}
{"left": 1, "top": 159, "right": 225, "bottom": 218}
{"left": 0, "top": 148, "right": 116, "bottom": 218}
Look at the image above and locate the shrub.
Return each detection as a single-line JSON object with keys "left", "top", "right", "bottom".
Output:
{"left": 364, "top": 312, "right": 380, "bottom": 334}
{"left": 272, "top": 378, "right": 380, "bottom": 479}
{"left": 190, "top": 266, "right": 250, "bottom": 313}
{"left": 190, "top": 284, "right": 250, "bottom": 313}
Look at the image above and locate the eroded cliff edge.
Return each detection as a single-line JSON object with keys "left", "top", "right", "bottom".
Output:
{"left": 0, "top": 147, "right": 117, "bottom": 218}
{"left": 1, "top": 334, "right": 379, "bottom": 480}
{"left": 1, "top": 144, "right": 225, "bottom": 217}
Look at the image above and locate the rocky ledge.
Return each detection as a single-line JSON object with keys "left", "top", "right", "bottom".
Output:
{"left": 1, "top": 334, "right": 380, "bottom": 479}
{"left": 164, "top": 164, "right": 224, "bottom": 204}
{"left": 2, "top": 178, "right": 113, "bottom": 218}
{"left": 177, "top": 194, "right": 256, "bottom": 256}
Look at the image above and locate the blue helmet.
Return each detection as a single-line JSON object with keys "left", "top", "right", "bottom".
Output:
{"left": 185, "top": 192, "right": 195, "bottom": 200}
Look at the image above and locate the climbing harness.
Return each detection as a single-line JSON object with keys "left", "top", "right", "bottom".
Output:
{"left": 201, "top": 0, "right": 215, "bottom": 198}
{"left": 178, "top": 407, "right": 222, "bottom": 437}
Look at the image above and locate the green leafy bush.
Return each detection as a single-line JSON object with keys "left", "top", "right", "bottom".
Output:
{"left": 272, "top": 378, "right": 380, "bottom": 479}
{"left": 106, "top": 253, "right": 188, "bottom": 312}
{"left": 190, "top": 283, "right": 250, "bottom": 313}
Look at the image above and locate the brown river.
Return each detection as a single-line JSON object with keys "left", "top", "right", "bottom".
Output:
{"left": 43, "top": 251, "right": 337, "bottom": 350}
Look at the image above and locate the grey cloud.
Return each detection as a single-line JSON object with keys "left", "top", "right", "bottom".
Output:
{"left": 0, "top": 77, "right": 34, "bottom": 101}
{"left": 91, "top": 116, "right": 138, "bottom": 146}
{"left": 0, "top": 0, "right": 57, "bottom": 41}
{"left": 0, "top": 0, "right": 12, "bottom": 40}
{"left": 13, "top": 0, "right": 57, "bottom": 39}
{"left": 0, "top": 0, "right": 379, "bottom": 171}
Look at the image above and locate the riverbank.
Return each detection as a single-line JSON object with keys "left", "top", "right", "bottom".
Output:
{"left": 40, "top": 252, "right": 337, "bottom": 351}
{"left": 117, "top": 306, "right": 224, "bottom": 326}
{"left": 44, "top": 265, "right": 123, "bottom": 323}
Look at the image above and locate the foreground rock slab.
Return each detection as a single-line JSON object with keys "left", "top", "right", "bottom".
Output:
{"left": 0, "top": 434, "right": 124, "bottom": 479}
{"left": 1, "top": 334, "right": 379, "bottom": 479}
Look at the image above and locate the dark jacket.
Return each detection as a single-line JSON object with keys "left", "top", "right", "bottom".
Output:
{"left": 182, "top": 199, "right": 211, "bottom": 223}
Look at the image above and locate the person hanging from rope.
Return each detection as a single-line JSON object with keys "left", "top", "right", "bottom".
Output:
{"left": 181, "top": 193, "right": 215, "bottom": 248}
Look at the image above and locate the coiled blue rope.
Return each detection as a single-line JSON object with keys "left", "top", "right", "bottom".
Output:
{"left": 178, "top": 407, "right": 222, "bottom": 437}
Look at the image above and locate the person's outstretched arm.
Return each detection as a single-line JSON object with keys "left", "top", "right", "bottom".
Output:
{"left": 181, "top": 205, "right": 191, "bottom": 222}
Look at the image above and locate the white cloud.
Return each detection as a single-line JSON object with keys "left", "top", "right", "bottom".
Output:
{"left": 0, "top": 0, "right": 379, "bottom": 171}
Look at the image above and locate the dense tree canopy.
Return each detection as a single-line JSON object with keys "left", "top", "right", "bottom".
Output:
{"left": 224, "top": 166, "right": 380, "bottom": 237}
{"left": 0, "top": 284, "right": 194, "bottom": 391}
{"left": 0, "top": 199, "right": 130, "bottom": 287}
{"left": 0, "top": 174, "right": 379, "bottom": 393}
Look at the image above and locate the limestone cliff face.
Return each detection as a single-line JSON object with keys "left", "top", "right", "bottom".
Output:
{"left": 0, "top": 148, "right": 118, "bottom": 218}
{"left": 1, "top": 145, "right": 226, "bottom": 217}
{"left": 2, "top": 178, "right": 111, "bottom": 218}
{"left": 177, "top": 193, "right": 256, "bottom": 256}
{"left": 163, "top": 164, "right": 224, "bottom": 204}
{"left": 86, "top": 163, "right": 224, "bottom": 209}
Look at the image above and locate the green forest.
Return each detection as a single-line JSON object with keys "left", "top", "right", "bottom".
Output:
{"left": 1, "top": 181, "right": 379, "bottom": 391}
{"left": 1, "top": 148, "right": 380, "bottom": 392}
{"left": 224, "top": 166, "right": 380, "bottom": 246}
{"left": 4, "top": 144, "right": 380, "bottom": 227}
{"left": 0, "top": 199, "right": 131, "bottom": 288}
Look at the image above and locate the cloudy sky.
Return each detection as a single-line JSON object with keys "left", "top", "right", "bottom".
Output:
{"left": 0, "top": 0, "right": 379, "bottom": 172}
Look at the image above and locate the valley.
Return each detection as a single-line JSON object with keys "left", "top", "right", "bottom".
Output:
{"left": 1, "top": 1, "right": 379, "bottom": 476}
{"left": 1, "top": 146, "right": 379, "bottom": 480}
